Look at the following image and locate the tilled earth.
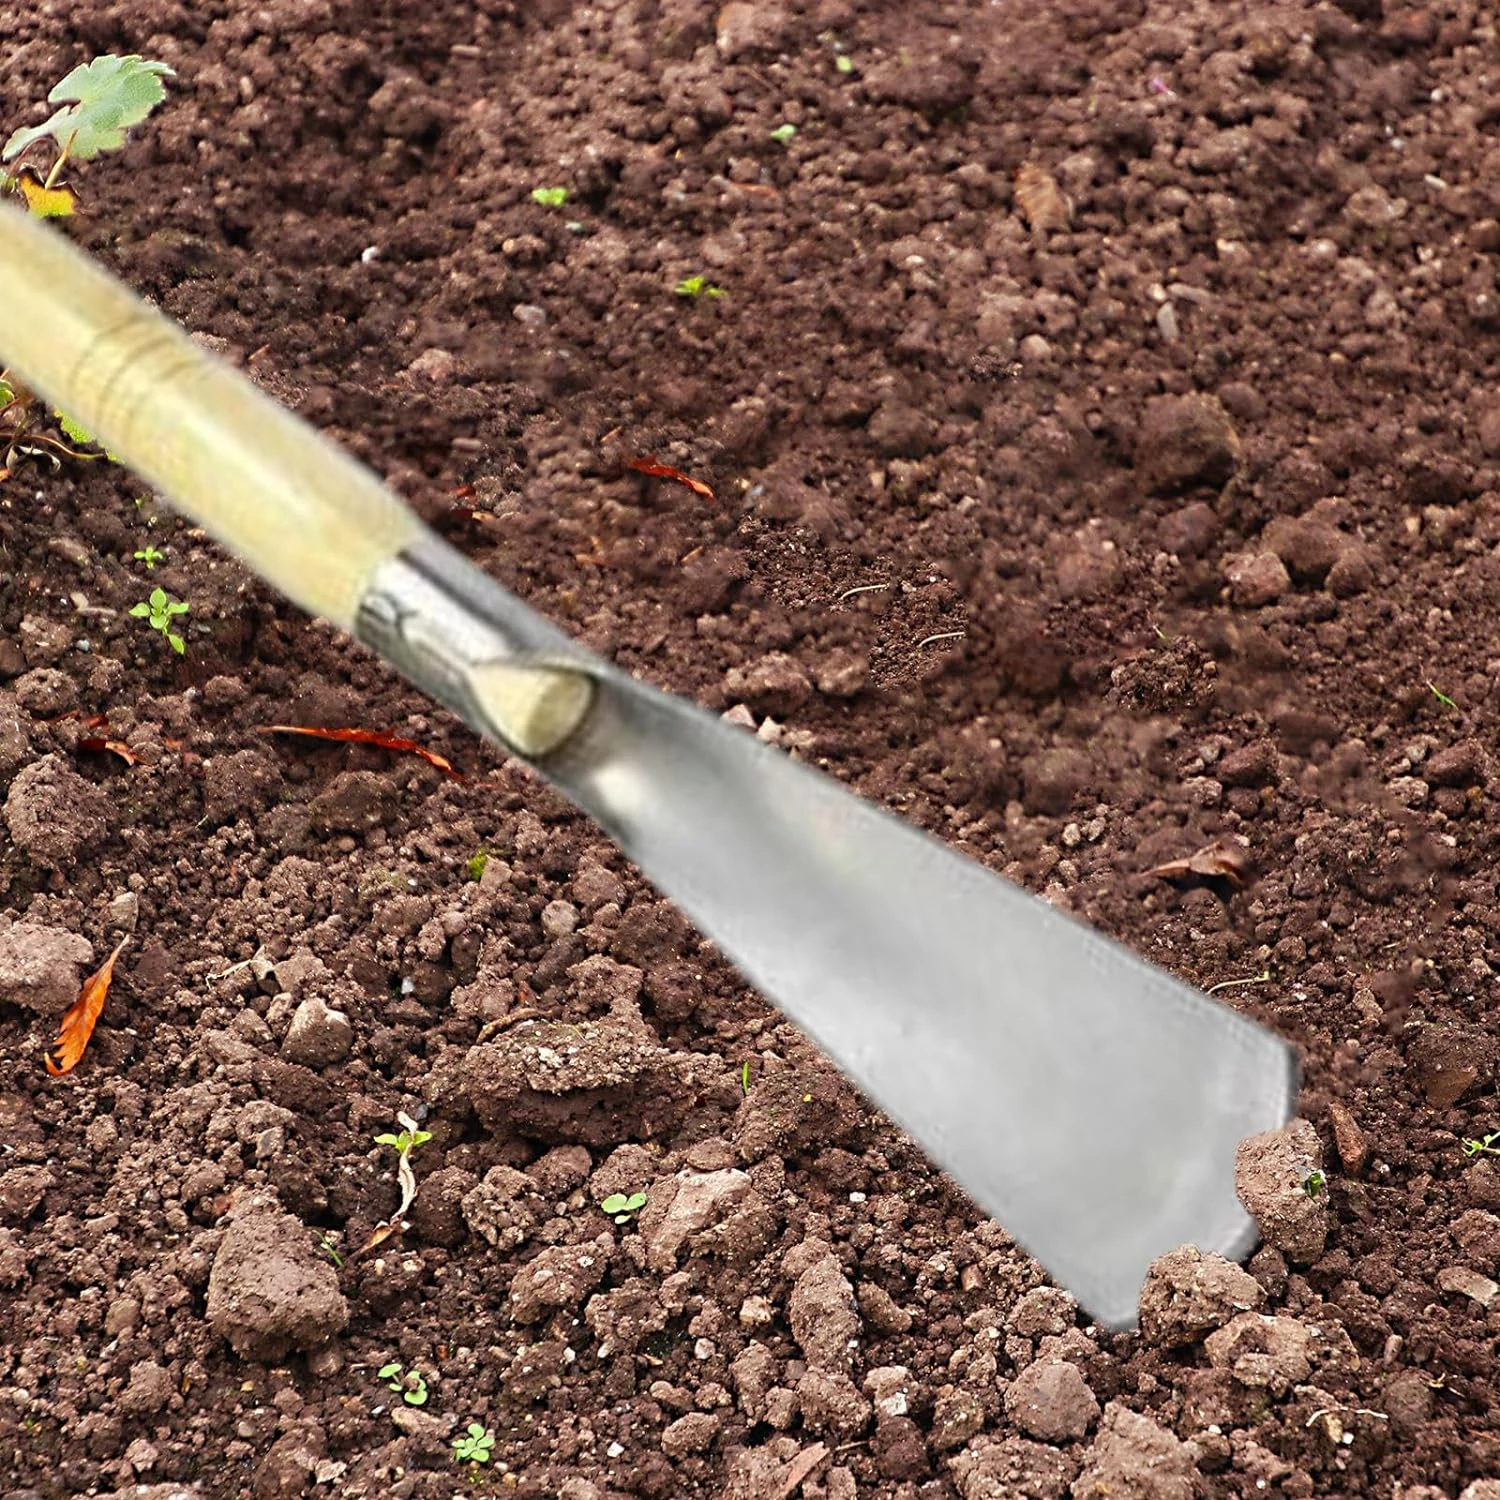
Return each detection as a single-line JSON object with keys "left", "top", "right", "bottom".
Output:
{"left": 1, "top": 0, "right": 1500, "bottom": 1496}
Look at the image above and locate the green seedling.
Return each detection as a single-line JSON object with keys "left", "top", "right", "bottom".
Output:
{"left": 770, "top": 123, "right": 797, "bottom": 145}
{"left": 1301, "top": 1168, "right": 1326, "bottom": 1198}
{"left": 317, "top": 1232, "right": 344, "bottom": 1268}
{"left": 3, "top": 55, "right": 174, "bottom": 216}
{"left": 675, "top": 275, "right": 726, "bottom": 300}
{"left": 129, "top": 585, "right": 189, "bottom": 654}
{"left": 378, "top": 1362, "right": 429, "bottom": 1407}
{"left": 0, "top": 375, "right": 112, "bottom": 479}
{"left": 1461, "top": 1132, "right": 1500, "bottom": 1159}
{"left": 466, "top": 850, "right": 489, "bottom": 881}
{"left": 835, "top": 53, "right": 855, "bottom": 74}
{"left": 375, "top": 1120, "right": 434, "bottom": 1156}
{"left": 601, "top": 1190, "right": 647, "bottom": 1224}
{"left": 453, "top": 1423, "right": 495, "bottom": 1466}
{"left": 1428, "top": 681, "right": 1458, "bottom": 710}
{"left": 531, "top": 185, "right": 569, "bottom": 207}
{"left": 741, "top": 1059, "right": 752, "bottom": 1096}
{"left": 133, "top": 545, "right": 163, "bottom": 569}
{"left": 369, "top": 1111, "right": 432, "bottom": 1245}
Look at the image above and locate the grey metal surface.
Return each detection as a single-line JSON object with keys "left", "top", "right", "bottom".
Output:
{"left": 360, "top": 536, "right": 1298, "bottom": 1329}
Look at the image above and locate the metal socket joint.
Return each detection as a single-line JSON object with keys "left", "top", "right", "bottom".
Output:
{"left": 355, "top": 544, "right": 595, "bottom": 761}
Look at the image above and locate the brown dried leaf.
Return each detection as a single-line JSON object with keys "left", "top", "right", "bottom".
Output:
{"left": 776, "top": 1443, "right": 830, "bottom": 1500}
{"left": 1148, "top": 836, "right": 1254, "bottom": 888}
{"left": 1014, "top": 163, "right": 1071, "bottom": 233}
{"left": 259, "top": 724, "right": 462, "bottom": 780}
{"left": 46, "top": 934, "right": 128, "bottom": 1076}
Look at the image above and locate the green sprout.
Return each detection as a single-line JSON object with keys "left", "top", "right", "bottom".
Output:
{"left": 1461, "top": 1133, "right": 1500, "bottom": 1159}
{"left": 453, "top": 1423, "right": 495, "bottom": 1466}
{"left": 770, "top": 123, "right": 797, "bottom": 145}
{"left": 1428, "top": 681, "right": 1458, "bottom": 710}
{"left": 133, "top": 545, "right": 163, "bottom": 569}
{"left": 466, "top": 850, "right": 489, "bottom": 881}
{"left": 378, "top": 1362, "right": 429, "bottom": 1407}
{"left": 3, "top": 55, "right": 174, "bottom": 214}
{"left": 741, "top": 1059, "right": 752, "bottom": 1096}
{"left": 1301, "top": 1169, "right": 1326, "bottom": 1198}
{"left": 675, "top": 275, "right": 726, "bottom": 300}
{"left": 375, "top": 1124, "right": 433, "bottom": 1155}
{"left": 835, "top": 53, "right": 855, "bottom": 74}
{"left": 317, "top": 1233, "right": 344, "bottom": 1268}
{"left": 600, "top": 1191, "right": 647, "bottom": 1224}
{"left": 129, "top": 585, "right": 189, "bottom": 654}
{"left": 531, "top": 185, "right": 569, "bottom": 207}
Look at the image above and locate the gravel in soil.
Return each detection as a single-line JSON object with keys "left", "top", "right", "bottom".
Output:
{"left": 2, "top": 0, "right": 1500, "bottom": 1496}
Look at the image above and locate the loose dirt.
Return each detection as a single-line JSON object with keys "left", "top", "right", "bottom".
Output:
{"left": 1, "top": 1, "right": 1498, "bottom": 1497}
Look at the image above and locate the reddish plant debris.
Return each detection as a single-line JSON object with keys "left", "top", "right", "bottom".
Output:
{"left": 77, "top": 736, "right": 140, "bottom": 766}
{"left": 257, "top": 724, "right": 463, "bottom": 780}
{"left": 626, "top": 456, "right": 715, "bottom": 500}
{"left": 1147, "top": 836, "right": 1254, "bottom": 888}
{"left": 45, "top": 934, "right": 128, "bottom": 1077}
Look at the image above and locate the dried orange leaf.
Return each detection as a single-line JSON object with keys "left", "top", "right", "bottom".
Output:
{"left": 776, "top": 1443, "right": 830, "bottom": 1500}
{"left": 1014, "top": 163, "right": 1070, "bottom": 233}
{"left": 1148, "top": 836, "right": 1254, "bottom": 888}
{"left": 627, "top": 456, "right": 715, "bottom": 500}
{"left": 78, "top": 735, "right": 140, "bottom": 766}
{"left": 46, "top": 934, "right": 128, "bottom": 1076}
{"left": 258, "top": 724, "right": 463, "bottom": 780}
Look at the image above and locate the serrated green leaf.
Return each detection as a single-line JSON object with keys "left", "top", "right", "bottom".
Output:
{"left": 3, "top": 55, "right": 174, "bottom": 164}
{"left": 56, "top": 410, "right": 94, "bottom": 445}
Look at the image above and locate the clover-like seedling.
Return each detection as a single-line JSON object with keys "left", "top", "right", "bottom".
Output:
{"left": 453, "top": 1423, "right": 495, "bottom": 1466}
{"left": 378, "top": 1362, "right": 429, "bottom": 1407}
{"left": 3, "top": 55, "right": 174, "bottom": 214}
{"left": 531, "top": 185, "right": 569, "bottom": 207}
{"left": 129, "top": 585, "right": 189, "bottom": 654}
{"left": 1462, "top": 1132, "right": 1500, "bottom": 1159}
{"left": 770, "top": 123, "right": 797, "bottom": 145}
{"left": 675, "top": 274, "right": 726, "bottom": 300}
{"left": 600, "top": 1190, "right": 647, "bottom": 1224}
{"left": 133, "top": 545, "right": 163, "bottom": 569}
{"left": 375, "top": 1123, "right": 434, "bottom": 1156}
{"left": 1301, "top": 1168, "right": 1326, "bottom": 1198}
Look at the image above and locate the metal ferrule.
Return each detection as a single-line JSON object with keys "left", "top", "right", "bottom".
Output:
{"left": 354, "top": 537, "right": 597, "bottom": 762}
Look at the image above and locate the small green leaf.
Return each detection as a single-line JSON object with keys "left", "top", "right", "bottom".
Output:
{"left": 56, "top": 411, "right": 95, "bottom": 445}
{"left": 467, "top": 851, "right": 489, "bottom": 881}
{"left": 624, "top": 1192, "right": 647, "bottom": 1212}
{"left": 531, "top": 185, "right": 569, "bottom": 207}
{"left": 128, "top": 601, "right": 150, "bottom": 618}
{"left": 600, "top": 1193, "right": 629, "bottom": 1215}
{"left": 770, "top": 123, "right": 797, "bottom": 145}
{"left": 835, "top": 53, "right": 855, "bottom": 74}
{"left": 3, "top": 55, "right": 175, "bottom": 164}
{"left": 168, "top": 632, "right": 185, "bottom": 655}
{"left": 378, "top": 1362, "right": 403, "bottom": 1380}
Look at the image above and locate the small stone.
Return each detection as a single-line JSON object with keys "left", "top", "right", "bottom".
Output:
{"left": 1234, "top": 1119, "right": 1329, "bottom": 1262}
{"left": 797, "top": 1367, "right": 871, "bottom": 1440}
{"left": 1383, "top": 1370, "right": 1434, "bottom": 1437}
{"left": 873, "top": 1415, "right": 930, "bottom": 1480}
{"left": 4, "top": 755, "right": 109, "bottom": 867}
{"left": 1204, "top": 1313, "right": 1313, "bottom": 1394}
{"left": 1138, "top": 1245, "right": 1265, "bottom": 1345}
{"left": 281, "top": 997, "right": 354, "bottom": 1068}
{"left": 0, "top": 923, "right": 94, "bottom": 1017}
{"left": 1003, "top": 1358, "right": 1099, "bottom": 1442}
{"left": 660, "top": 1411, "right": 720, "bottom": 1458}
{"left": 118, "top": 1361, "right": 173, "bottom": 1417}
{"left": 1436, "top": 1266, "right": 1498, "bottom": 1307}
{"left": 723, "top": 652, "right": 813, "bottom": 715}
{"left": 715, "top": 0, "right": 792, "bottom": 60}
{"left": 639, "top": 1167, "right": 753, "bottom": 1272}
{"left": 1426, "top": 741, "right": 1488, "bottom": 787}
{"left": 1217, "top": 740, "right": 1279, "bottom": 788}
{"left": 1328, "top": 1102, "right": 1368, "bottom": 1175}
{"left": 1224, "top": 551, "right": 1290, "bottom": 607}
{"left": 930, "top": 1386, "right": 985, "bottom": 1452}
{"left": 1020, "top": 747, "right": 1093, "bottom": 816}
{"left": 206, "top": 1200, "right": 348, "bottom": 1361}
{"left": 1262, "top": 515, "right": 1346, "bottom": 584}
{"left": 1008, "top": 1285, "right": 1077, "bottom": 1337}
{"left": 1074, "top": 1402, "right": 1195, "bottom": 1500}
{"left": 857, "top": 1280, "right": 913, "bottom": 1335}
{"left": 951, "top": 1436, "right": 1077, "bottom": 1500}
{"left": 407, "top": 347, "right": 456, "bottom": 382}
{"left": 1138, "top": 393, "right": 1240, "bottom": 493}
{"left": 1452, "top": 1208, "right": 1500, "bottom": 1266}
{"left": 508, "top": 1235, "right": 612, "bottom": 1323}
{"left": 1326, "top": 544, "right": 1376, "bottom": 597}
{"left": 1158, "top": 501, "right": 1220, "bottom": 558}
{"left": 814, "top": 650, "right": 868, "bottom": 699}
{"left": 862, "top": 1365, "right": 915, "bottom": 1420}
{"left": 788, "top": 1250, "right": 860, "bottom": 1372}
{"left": 1407, "top": 1024, "right": 1495, "bottom": 1107}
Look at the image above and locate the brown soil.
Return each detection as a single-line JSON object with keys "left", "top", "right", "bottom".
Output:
{"left": 2, "top": 0, "right": 1499, "bottom": 1497}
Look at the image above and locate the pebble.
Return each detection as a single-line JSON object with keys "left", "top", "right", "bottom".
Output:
{"left": 1138, "top": 1245, "right": 1265, "bottom": 1346}
{"left": 1234, "top": 1119, "right": 1330, "bottom": 1263}
{"left": 1003, "top": 1358, "right": 1100, "bottom": 1442}
{"left": 1138, "top": 393, "right": 1240, "bottom": 493}
{"left": 1224, "top": 551, "right": 1290, "bottom": 607}
{"left": 1328, "top": 1102, "right": 1369, "bottom": 1175}
{"left": 1407, "top": 1023, "right": 1494, "bottom": 1107}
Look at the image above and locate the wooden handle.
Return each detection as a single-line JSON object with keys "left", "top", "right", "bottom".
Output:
{"left": 0, "top": 203, "right": 423, "bottom": 629}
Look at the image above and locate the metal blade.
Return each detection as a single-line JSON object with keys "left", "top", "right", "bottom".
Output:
{"left": 362, "top": 540, "right": 1298, "bottom": 1329}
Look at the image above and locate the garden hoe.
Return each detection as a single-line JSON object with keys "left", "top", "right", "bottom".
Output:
{"left": 0, "top": 203, "right": 1297, "bottom": 1329}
